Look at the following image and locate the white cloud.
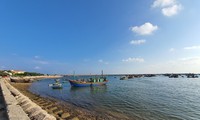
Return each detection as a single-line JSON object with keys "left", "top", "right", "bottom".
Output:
{"left": 98, "top": 59, "right": 103, "bottom": 63}
{"left": 98, "top": 59, "right": 109, "bottom": 65}
{"left": 34, "top": 56, "right": 40, "bottom": 59}
{"left": 184, "top": 46, "right": 200, "bottom": 50}
{"left": 34, "top": 60, "right": 49, "bottom": 64}
{"left": 131, "top": 22, "right": 158, "bottom": 35}
{"left": 180, "top": 57, "right": 200, "bottom": 61}
{"left": 130, "top": 39, "right": 146, "bottom": 45}
{"left": 38, "top": 61, "right": 49, "bottom": 64}
{"left": 152, "top": 0, "right": 182, "bottom": 17}
{"left": 32, "top": 56, "right": 49, "bottom": 65}
{"left": 146, "top": 57, "right": 200, "bottom": 73}
{"left": 34, "top": 66, "right": 41, "bottom": 69}
{"left": 179, "top": 57, "right": 200, "bottom": 65}
{"left": 162, "top": 4, "right": 182, "bottom": 17}
{"left": 152, "top": 0, "right": 176, "bottom": 8}
{"left": 169, "top": 48, "right": 175, "bottom": 52}
{"left": 122, "top": 57, "right": 144, "bottom": 63}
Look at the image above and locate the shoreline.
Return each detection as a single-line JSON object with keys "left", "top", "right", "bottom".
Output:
{"left": 11, "top": 82, "right": 81, "bottom": 120}
{"left": 9, "top": 75, "right": 62, "bottom": 83}
{"left": 10, "top": 79, "right": 123, "bottom": 120}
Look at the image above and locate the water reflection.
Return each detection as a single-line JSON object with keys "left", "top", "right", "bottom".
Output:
{"left": 30, "top": 76, "right": 200, "bottom": 120}
{"left": 70, "top": 85, "right": 107, "bottom": 94}
{"left": 90, "top": 85, "right": 107, "bottom": 94}
{"left": 70, "top": 86, "right": 90, "bottom": 92}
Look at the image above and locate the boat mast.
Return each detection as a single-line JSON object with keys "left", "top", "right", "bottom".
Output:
{"left": 73, "top": 71, "right": 75, "bottom": 80}
{"left": 101, "top": 70, "right": 103, "bottom": 78}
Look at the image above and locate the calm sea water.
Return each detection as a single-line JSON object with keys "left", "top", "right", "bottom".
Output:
{"left": 29, "top": 76, "right": 200, "bottom": 120}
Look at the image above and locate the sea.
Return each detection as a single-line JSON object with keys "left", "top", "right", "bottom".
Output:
{"left": 29, "top": 75, "right": 200, "bottom": 120}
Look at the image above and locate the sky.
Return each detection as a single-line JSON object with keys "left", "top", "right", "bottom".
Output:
{"left": 0, "top": 0, "right": 200, "bottom": 74}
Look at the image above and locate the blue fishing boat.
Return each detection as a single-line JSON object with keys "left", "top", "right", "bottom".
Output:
{"left": 69, "top": 70, "right": 108, "bottom": 87}
{"left": 69, "top": 78, "right": 108, "bottom": 87}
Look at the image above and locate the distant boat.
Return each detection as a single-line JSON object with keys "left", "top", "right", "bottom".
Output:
{"left": 120, "top": 75, "right": 142, "bottom": 80}
{"left": 120, "top": 76, "right": 129, "bottom": 80}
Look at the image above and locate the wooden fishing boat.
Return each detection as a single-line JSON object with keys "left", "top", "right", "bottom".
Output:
{"left": 69, "top": 77, "right": 108, "bottom": 87}
{"left": 50, "top": 79, "right": 63, "bottom": 89}
{"left": 52, "top": 82, "right": 62, "bottom": 89}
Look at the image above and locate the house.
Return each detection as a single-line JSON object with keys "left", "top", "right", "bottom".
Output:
{"left": 11, "top": 70, "right": 25, "bottom": 74}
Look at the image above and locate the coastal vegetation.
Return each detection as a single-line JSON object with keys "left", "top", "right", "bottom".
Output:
{"left": 0, "top": 70, "right": 44, "bottom": 77}
{"left": 13, "top": 72, "right": 44, "bottom": 77}
{"left": 0, "top": 71, "right": 9, "bottom": 76}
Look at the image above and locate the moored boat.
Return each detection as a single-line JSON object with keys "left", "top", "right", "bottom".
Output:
{"left": 52, "top": 82, "right": 62, "bottom": 89}
{"left": 120, "top": 76, "right": 129, "bottom": 80}
{"left": 69, "top": 77, "right": 108, "bottom": 87}
{"left": 50, "top": 79, "right": 63, "bottom": 89}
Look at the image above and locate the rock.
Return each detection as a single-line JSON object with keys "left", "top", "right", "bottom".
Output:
{"left": 26, "top": 107, "right": 41, "bottom": 115}
{"left": 10, "top": 89, "right": 21, "bottom": 96}
{"left": 20, "top": 99, "right": 31, "bottom": 106}
{"left": 70, "top": 117, "right": 79, "bottom": 120}
{"left": 61, "top": 112, "right": 70, "bottom": 119}
{"left": 21, "top": 103, "right": 33, "bottom": 111}
{"left": 24, "top": 103, "right": 37, "bottom": 112}
{"left": 43, "top": 114, "right": 57, "bottom": 120}
{"left": 53, "top": 109, "right": 63, "bottom": 115}
{"left": 18, "top": 97, "right": 30, "bottom": 105}
{"left": 31, "top": 112, "right": 46, "bottom": 120}
{"left": 48, "top": 106, "right": 57, "bottom": 111}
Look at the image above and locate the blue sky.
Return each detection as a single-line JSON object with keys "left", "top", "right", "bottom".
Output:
{"left": 0, "top": 0, "right": 200, "bottom": 74}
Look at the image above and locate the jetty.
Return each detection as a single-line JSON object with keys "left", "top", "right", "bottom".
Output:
{"left": 0, "top": 77, "right": 56, "bottom": 120}
{"left": 0, "top": 77, "right": 79, "bottom": 120}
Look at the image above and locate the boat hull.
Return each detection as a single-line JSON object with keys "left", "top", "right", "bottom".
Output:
{"left": 69, "top": 80, "right": 108, "bottom": 87}
{"left": 52, "top": 86, "right": 62, "bottom": 89}
{"left": 51, "top": 84, "right": 62, "bottom": 89}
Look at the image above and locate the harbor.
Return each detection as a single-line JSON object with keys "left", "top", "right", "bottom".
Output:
{"left": 0, "top": 76, "right": 80, "bottom": 120}
{"left": 0, "top": 0, "right": 200, "bottom": 119}
{"left": 22, "top": 75, "right": 200, "bottom": 119}
{"left": 1, "top": 73, "right": 200, "bottom": 119}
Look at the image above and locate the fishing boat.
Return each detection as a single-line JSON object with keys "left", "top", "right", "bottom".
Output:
{"left": 50, "top": 79, "right": 63, "bottom": 89}
{"left": 52, "top": 82, "right": 62, "bottom": 89}
{"left": 120, "top": 75, "right": 135, "bottom": 80}
{"left": 69, "top": 78, "right": 108, "bottom": 87}
{"left": 120, "top": 76, "right": 129, "bottom": 80}
{"left": 69, "top": 71, "right": 108, "bottom": 87}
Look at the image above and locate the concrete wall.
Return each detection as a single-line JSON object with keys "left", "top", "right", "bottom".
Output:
{"left": 0, "top": 78, "right": 56, "bottom": 120}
